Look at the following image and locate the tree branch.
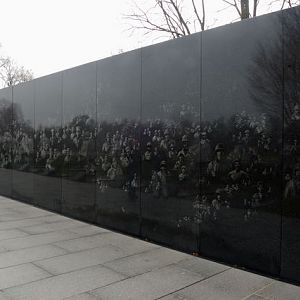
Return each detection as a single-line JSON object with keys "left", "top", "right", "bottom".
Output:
{"left": 191, "top": 0, "right": 205, "bottom": 31}
{"left": 169, "top": 0, "right": 191, "bottom": 34}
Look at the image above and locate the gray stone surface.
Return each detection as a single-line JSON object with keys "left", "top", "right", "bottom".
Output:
{"left": 31, "top": 214, "right": 73, "bottom": 223}
{"left": 0, "top": 245, "right": 68, "bottom": 269}
{"left": 257, "top": 281, "right": 300, "bottom": 300}
{"left": 0, "top": 229, "right": 29, "bottom": 241}
{"left": 244, "top": 295, "right": 268, "bottom": 300}
{"left": 0, "top": 218, "right": 49, "bottom": 231}
{"left": 20, "top": 220, "right": 87, "bottom": 235}
{"left": 66, "top": 225, "right": 110, "bottom": 235}
{"left": 54, "top": 232, "right": 158, "bottom": 254}
{"left": 0, "top": 230, "right": 80, "bottom": 251}
{"left": 0, "top": 196, "right": 298, "bottom": 300}
{"left": 175, "top": 257, "right": 231, "bottom": 278}
{"left": 4, "top": 265, "right": 126, "bottom": 300}
{"left": 91, "top": 265, "right": 203, "bottom": 300}
{"left": 160, "top": 268, "right": 273, "bottom": 300}
{"left": 64, "top": 292, "right": 99, "bottom": 300}
{"left": 0, "top": 263, "right": 50, "bottom": 289}
{"left": 53, "top": 234, "right": 117, "bottom": 252}
{"left": 0, "top": 291, "right": 13, "bottom": 300}
{"left": 0, "top": 210, "right": 49, "bottom": 222}
{"left": 35, "top": 246, "right": 131, "bottom": 275}
{"left": 103, "top": 247, "right": 189, "bottom": 277}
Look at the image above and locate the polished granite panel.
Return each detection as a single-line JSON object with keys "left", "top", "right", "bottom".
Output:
{"left": 140, "top": 35, "right": 201, "bottom": 253}
{"left": 200, "top": 13, "right": 283, "bottom": 276}
{"left": 0, "top": 87, "right": 13, "bottom": 197}
{"left": 33, "top": 73, "right": 63, "bottom": 211}
{"left": 61, "top": 62, "right": 97, "bottom": 222}
{"left": 0, "top": 6, "right": 299, "bottom": 284}
{"left": 95, "top": 50, "right": 141, "bottom": 235}
{"left": 12, "top": 81, "right": 35, "bottom": 204}
{"left": 281, "top": 5, "right": 300, "bottom": 283}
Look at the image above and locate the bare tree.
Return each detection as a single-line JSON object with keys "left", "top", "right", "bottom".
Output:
{"left": 248, "top": 7, "right": 300, "bottom": 125}
{"left": 0, "top": 56, "right": 33, "bottom": 87}
{"left": 277, "top": 0, "right": 300, "bottom": 9}
{"left": 222, "top": 0, "right": 300, "bottom": 21}
{"left": 221, "top": 0, "right": 258, "bottom": 19}
{"left": 125, "top": 0, "right": 300, "bottom": 41}
{"left": 125, "top": 0, "right": 206, "bottom": 39}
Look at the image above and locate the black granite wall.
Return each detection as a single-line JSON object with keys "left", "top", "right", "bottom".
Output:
{"left": 0, "top": 6, "right": 299, "bottom": 284}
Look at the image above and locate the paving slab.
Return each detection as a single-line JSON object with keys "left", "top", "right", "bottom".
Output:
{"left": 28, "top": 214, "right": 74, "bottom": 224}
{"left": 0, "top": 211, "right": 50, "bottom": 222}
{"left": 0, "top": 218, "right": 50, "bottom": 231}
{"left": 34, "top": 246, "right": 132, "bottom": 275}
{"left": 66, "top": 225, "right": 110, "bottom": 236}
{"left": 174, "top": 256, "right": 231, "bottom": 278}
{"left": 101, "top": 233, "right": 161, "bottom": 254}
{"left": 54, "top": 232, "right": 159, "bottom": 254}
{"left": 103, "top": 247, "right": 189, "bottom": 277}
{"left": 64, "top": 292, "right": 100, "bottom": 300}
{"left": 91, "top": 265, "right": 203, "bottom": 300}
{"left": 244, "top": 295, "right": 268, "bottom": 300}
{"left": 0, "top": 245, "right": 68, "bottom": 269}
{"left": 0, "top": 209, "right": 18, "bottom": 216}
{"left": 0, "top": 230, "right": 80, "bottom": 251}
{"left": 0, "top": 229, "right": 29, "bottom": 241}
{"left": 8, "top": 207, "right": 53, "bottom": 216}
{"left": 53, "top": 234, "right": 117, "bottom": 252}
{"left": 0, "top": 291, "right": 12, "bottom": 300}
{"left": 256, "top": 281, "right": 300, "bottom": 300}
{"left": 20, "top": 220, "right": 89, "bottom": 235}
{"left": 160, "top": 268, "right": 273, "bottom": 300}
{"left": 0, "top": 263, "right": 51, "bottom": 290}
{"left": 0, "top": 247, "right": 9, "bottom": 254}
{"left": 0, "top": 213, "right": 31, "bottom": 222}
{"left": 4, "top": 265, "right": 126, "bottom": 300}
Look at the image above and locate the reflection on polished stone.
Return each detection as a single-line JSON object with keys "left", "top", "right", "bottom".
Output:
{"left": 140, "top": 34, "right": 201, "bottom": 253}
{"left": 199, "top": 11, "right": 283, "bottom": 277}
{"left": 34, "top": 73, "right": 63, "bottom": 211}
{"left": 0, "top": 6, "right": 299, "bottom": 285}
{"left": 96, "top": 50, "right": 141, "bottom": 235}
{"left": 281, "top": 6, "right": 300, "bottom": 283}
{"left": 61, "top": 63, "right": 97, "bottom": 223}
{"left": 12, "top": 81, "right": 35, "bottom": 204}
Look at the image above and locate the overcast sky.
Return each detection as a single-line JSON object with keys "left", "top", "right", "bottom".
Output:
{"left": 0, "top": 0, "right": 283, "bottom": 78}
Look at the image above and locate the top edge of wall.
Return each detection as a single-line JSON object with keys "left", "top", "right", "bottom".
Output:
{"left": 0, "top": 5, "right": 298, "bottom": 92}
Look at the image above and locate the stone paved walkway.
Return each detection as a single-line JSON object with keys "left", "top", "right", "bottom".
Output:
{"left": 0, "top": 196, "right": 299, "bottom": 300}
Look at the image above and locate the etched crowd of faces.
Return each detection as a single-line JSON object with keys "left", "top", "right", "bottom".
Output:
{"left": 283, "top": 103, "right": 300, "bottom": 217}
{"left": 0, "top": 100, "right": 292, "bottom": 225}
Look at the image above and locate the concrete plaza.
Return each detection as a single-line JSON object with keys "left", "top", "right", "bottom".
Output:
{"left": 0, "top": 196, "right": 298, "bottom": 300}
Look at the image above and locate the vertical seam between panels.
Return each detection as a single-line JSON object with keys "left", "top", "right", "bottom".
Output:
{"left": 95, "top": 63, "right": 98, "bottom": 223}
{"left": 279, "top": 10, "right": 285, "bottom": 277}
{"left": 11, "top": 86, "right": 14, "bottom": 197}
{"left": 139, "top": 47, "right": 143, "bottom": 237}
{"left": 198, "top": 31, "right": 203, "bottom": 255}
{"left": 33, "top": 80, "right": 36, "bottom": 205}
{"left": 60, "top": 72, "right": 64, "bottom": 212}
